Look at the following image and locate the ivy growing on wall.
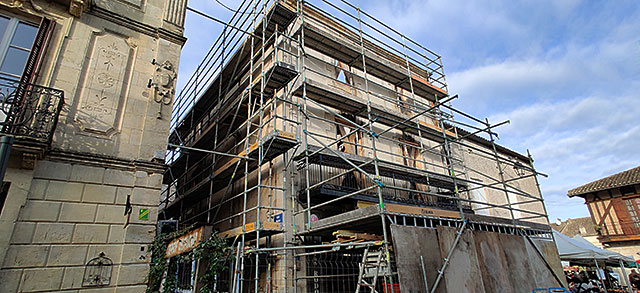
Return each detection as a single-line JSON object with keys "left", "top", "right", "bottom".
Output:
{"left": 146, "top": 226, "right": 231, "bottom": 293}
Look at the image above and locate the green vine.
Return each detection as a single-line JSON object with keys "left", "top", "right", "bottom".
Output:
{"left": 146, "top": 226, "right": 231, "bottom": 293}
{"left": 192, "top": 232, "right": 232, "bottom": 293}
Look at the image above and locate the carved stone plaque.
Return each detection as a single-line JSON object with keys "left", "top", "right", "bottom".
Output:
{"left": 75, "top": 31, "right": 136, "bottom": 136}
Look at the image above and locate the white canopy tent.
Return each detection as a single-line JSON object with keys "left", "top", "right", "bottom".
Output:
{"left": 553, "top": 230, "right": 634, "bottom": 293}
{"left": 553, "top": 230, "right": 633, "bottom": 263}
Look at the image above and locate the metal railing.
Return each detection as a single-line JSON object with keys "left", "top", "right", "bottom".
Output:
{"left": 303, "top": 162, "right": 472, "bottom": 212}
{"left": 0, "top": 77, "right": 64, "bottom": 145}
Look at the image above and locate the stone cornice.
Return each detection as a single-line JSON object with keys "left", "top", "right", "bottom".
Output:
{"left": 87, "top": 4, "right": 187, "bottom": 46}
{"left": 47, "top": 148, "right": 166, "bottom": 173}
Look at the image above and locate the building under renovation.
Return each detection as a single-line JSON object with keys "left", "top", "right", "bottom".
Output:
{"left": 161, "top": 0, "right": 565, "bottom": 291}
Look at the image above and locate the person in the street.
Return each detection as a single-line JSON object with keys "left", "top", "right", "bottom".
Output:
{"left": 629, "top": 269, "right": 640, "bottom": 291}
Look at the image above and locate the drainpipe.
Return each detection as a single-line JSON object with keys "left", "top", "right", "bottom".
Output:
{"left": 0, "top": 135, "right": 13, "bottom": 184}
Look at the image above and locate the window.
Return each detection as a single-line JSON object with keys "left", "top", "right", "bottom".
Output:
{"left": 624, "top": 198, "right": 640, "bottom": 228}
{"left": 0, "top": 15, "right": 38, "bottom": 80}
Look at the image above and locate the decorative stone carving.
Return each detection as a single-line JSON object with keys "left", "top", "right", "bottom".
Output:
{"left": 115, "top": 0, "right": 144, "bottom": 9}
{"left": 74, "top": 30, "right": 136, "bottom": 137}
{"left": 163, "top": 0, "right": 187, "bottom": 27}
{"left": 148, "top": 59, "right": 176, "bottom": 119}
{"left": 21, "top": 153, "right": 36, "bottom": 169}
{"left": 69, "top": 0, "right": 87, "bottom": 17}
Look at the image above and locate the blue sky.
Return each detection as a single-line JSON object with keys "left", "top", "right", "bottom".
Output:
{"left": 176, "top": 0, "right": 640, "bottom": 222}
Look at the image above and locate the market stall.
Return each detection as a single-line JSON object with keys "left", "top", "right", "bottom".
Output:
{"left": 554, "top": 230, "right": 634, "bottom": 293}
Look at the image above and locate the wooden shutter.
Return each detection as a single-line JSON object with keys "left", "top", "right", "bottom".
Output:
{"left": 19, "top": 17, "right": 55, "bottom": 85}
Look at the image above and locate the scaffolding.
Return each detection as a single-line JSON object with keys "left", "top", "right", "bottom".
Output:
{"left": 160, "top": 0, "right": 556, "bottom": 292}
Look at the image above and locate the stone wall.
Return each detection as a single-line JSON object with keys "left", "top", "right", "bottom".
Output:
{"left": 1, "top": 160, "right": 161, "bottom": 292}
{"left": 0, "top": 0, "right": 185, "bottom": 291}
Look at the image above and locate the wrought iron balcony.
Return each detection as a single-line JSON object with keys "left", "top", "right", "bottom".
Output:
{"left": 0, "top": 77, "right": 64, "bottom": 146}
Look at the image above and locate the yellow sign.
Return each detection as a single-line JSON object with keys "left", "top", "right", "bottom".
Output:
{"left": 165, "top": 227, "right": 204, "bottom": 258}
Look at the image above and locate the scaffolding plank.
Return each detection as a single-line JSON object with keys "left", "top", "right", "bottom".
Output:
{"left": 218, "top": 221, "right": 283, "bottom": 239}
{"left": 437, "top": 226, "right": 486, "bottom": 293}
{"left": 384, "top": 203, "right": 460, "bottom": 219}
{"left": 303, "top": 204, "right": 380, "bottom": 235}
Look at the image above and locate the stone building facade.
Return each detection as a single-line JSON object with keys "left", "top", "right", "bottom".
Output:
{"left": 0, "top": 0, "right": 186, "bottom": 291}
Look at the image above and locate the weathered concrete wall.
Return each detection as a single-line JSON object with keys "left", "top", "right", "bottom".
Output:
{"left": 391, "top": 225, "right": 566, "bottom": 292}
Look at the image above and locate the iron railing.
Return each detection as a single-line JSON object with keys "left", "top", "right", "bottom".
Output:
{"left": 302, "top": 162, "right": 472, "bottom": 212}
{"left": 0, "top": 77, "right": 64, "bottom": 145}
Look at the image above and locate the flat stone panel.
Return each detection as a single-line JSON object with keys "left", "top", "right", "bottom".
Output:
{"left": 73, "top": 224, "right": 109, "bottom": 243}
{"left": 34, "top": 161, "right": 72, "bottom": 181}
{"left": 70, "top": 165, "right": 105, "bottom": 184}
{"left": 33, "top": 222, "right": 74, "bottom": 243}
{"left": 130, "top": 187, "right": 160, "bottom": 206}
{"left": 2, "top": 245, "right": 50, "bottom": 268}
{"left": 104, "top": 169, "right": 136, "bottom": 187}
{"left": 115, "top": 263, "right": 149, "bottom": 286}
{"left": 59, "top": 202, "right": 97, "bottom": 223}
{"left": 134, "top": 171, "right": 162, "bottom": 188}
{"left": 472, "top": 230, "right": 513, "bottom": 293}
{"left": 108, "top": 224, "right": 125, "bottom": 243}
{"left": 46, "top": 181, "right": 84, "bottom": 202}
{"left": 83, "top": 184, "right": 117, "bottom": 204}
{"left": 21, "top": 267, "right": 64, "bottom": 292}
{"left": 18, "top": 200, "right": 61, "bottom": 221}
{"left": 10, "top": 222, "right": 36, "bottom": 244}
{"left": 47, "top": 245, "right": 88, "bottom": 266}
{"left": 28, "top": 179, "right": 48, "bottom": 199}
{"left": 96, "top": 204, "right": 127, "bottom": 224}
{"left": 391, "top": 224, "right": 445, "bottom": 293}
{"left": 0, "top": 269, "right": 22, "bottom": 292}
{"left": 437, "top": 226, "right": 485, "bottom": 293}
{"left": 61, "top": 266, "right": 85, "bottom": 290}
{"left": 123, "top": 224, "right": 155, "bottom": 244}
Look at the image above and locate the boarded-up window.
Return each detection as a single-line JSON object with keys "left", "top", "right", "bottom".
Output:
{"left": 399, "top": 134, "right": 431, "bottom": 203}
{"left": 336, "top": 114, "right": 365, "bottom": 189}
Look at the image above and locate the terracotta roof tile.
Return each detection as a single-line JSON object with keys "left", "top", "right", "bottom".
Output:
{"left": 551, "top": 217, "right": 597, "bottom": 237}
{"left": 568, "top": 166, "right": 640, "bottom": 197}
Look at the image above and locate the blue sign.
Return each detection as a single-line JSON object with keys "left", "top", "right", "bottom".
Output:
{"left": 274, "top": 213, "right": 283, "bottom": 223}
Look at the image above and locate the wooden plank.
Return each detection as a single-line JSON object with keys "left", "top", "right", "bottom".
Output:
{"left": 472, "top": 230, "right": 514, "bottom": 293}
{"left": 391, "top": 225, "right": 446, "bottom": 293}
{"left": 497, "top": 233, "right": 535, "bottom": 292}
{"left": 218, "top": 221, "right": 282, "bottom": 239}
{"left": 437, "top": 226, "right": 485, "bottom": 293}
{"left": 526, "top": 238, "right": 567, "bottom": 289}
{"left": 385, "top": 202, "right": 461, "bottom": 219}
{"left": 262, "top": 221, "right": 281, "bottom": 230}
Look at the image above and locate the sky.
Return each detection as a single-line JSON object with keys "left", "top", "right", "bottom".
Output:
{"left": 175, "top": 0, "right": 640, "bottom": 222}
